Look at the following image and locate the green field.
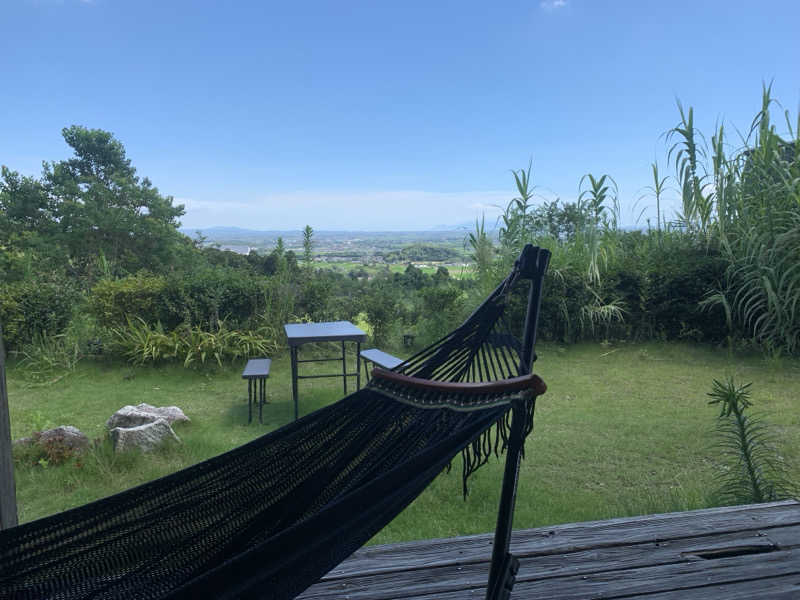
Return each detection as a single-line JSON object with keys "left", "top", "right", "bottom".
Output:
{"left": 315, "top": 260, "right": 474, "bottom": 278}
{"left": 7, "top": 341, "right": 800, "bottom": 544}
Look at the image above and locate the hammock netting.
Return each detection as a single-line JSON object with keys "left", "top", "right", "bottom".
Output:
{"left": 0, "top": 245, "right": 550, "bottom": 600}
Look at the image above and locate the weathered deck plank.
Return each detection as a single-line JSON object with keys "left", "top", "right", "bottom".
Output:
{"left": 322, "top": 500, "right": 800, "bottom": 580}
{"left": 301, "top": 528, "right": 797, "bottom": 599}
{"left": 299, "top": 500, "right": 800, "bottom": 599}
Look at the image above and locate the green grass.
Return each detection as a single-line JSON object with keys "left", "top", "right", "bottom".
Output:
{"left": 6, "top": 341, "right": 800, "bottom": 544}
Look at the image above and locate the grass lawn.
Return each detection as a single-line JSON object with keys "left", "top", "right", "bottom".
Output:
{"left": 6, "top": 341, "right": 800, "bottom": 545}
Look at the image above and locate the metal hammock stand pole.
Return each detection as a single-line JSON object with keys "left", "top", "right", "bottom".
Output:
{"left": 485, "top": 246, "right": 550, "bottom": 600}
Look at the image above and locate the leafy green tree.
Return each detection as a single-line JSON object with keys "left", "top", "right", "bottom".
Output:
{"left": 0, "top": 167, "right": 55, "bottom": 238}
{"left": 529, "top": 200, "right": 588, "bottom": 242}
{"left": 402, "top": 263, "right": 427, "bottom": 289}
{"left": 418, "top": 284, "right": 465, "bottom": 343}
{"left": 269, "top": 237, "right": 287, "bottom": 274}
{"left": 40, "top": 126, "right": 186, "bottom": 274}
{"left": 432, "top": 266, "right": 450, "bottom": 284}
{"left": 362, "top": 280, "right": 399, "bottom": 347}
{"left": 0, "top": 168, "right": 69, "bottom": 281}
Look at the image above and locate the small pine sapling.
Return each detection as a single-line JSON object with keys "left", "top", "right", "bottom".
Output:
{"left": 707, "top": 377, "right": 797, "bottom": 505}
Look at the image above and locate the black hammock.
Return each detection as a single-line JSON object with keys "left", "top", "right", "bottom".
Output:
{"left": 0, "top": 245, "right": 550, "bottom": 600}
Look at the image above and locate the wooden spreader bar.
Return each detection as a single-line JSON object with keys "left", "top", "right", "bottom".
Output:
{"left": 371, "top": 368, "right": 547, "bottom": 398}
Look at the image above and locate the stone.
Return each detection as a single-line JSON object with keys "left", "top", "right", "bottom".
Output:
{"left": 37, "top": 425, "right": 90, "bottom": 452}
{"left": 106, "top": 403, "right": 189, "bottom": 430}
{"left": 12, "top": 426, "right": 89, "bottom": 464}
{"left": 109, "top": 418, "right": 180, "bottom": 453}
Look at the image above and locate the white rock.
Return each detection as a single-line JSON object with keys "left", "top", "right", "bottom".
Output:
{"left": 106, "top": 403, "right": 189, "bottom": 430}
{"left": 109, "top": 418, "right": 180, "bottom": 453}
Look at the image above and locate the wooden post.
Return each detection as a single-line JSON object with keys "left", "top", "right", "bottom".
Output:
{"left": 0, "top": 323, "right": 19, "bottom": 530}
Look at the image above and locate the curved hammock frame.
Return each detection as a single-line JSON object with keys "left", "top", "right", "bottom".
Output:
{"left": 0, "top": 245, "right": 550, "bottom": 600}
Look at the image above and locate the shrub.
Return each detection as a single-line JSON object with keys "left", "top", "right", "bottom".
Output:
{"left": 16, "top": 332, "right": 82, "bottom": 382}
{"left": 90, "top": 267, "right": 270, "bottom": 332}
{"left": 166, "top": 267, "right": 265, "bottom": 330}
{"left": 641, "top": 237, "right": 728, "bottom": 342}
{"left": 109, "top": 317, "right": 279, "bottom": 368}
{"left": 89, "top": 273, "right": 167, "bottom": 329}
{"left": 0, "top": 277, "right": 81, "bottom": 350}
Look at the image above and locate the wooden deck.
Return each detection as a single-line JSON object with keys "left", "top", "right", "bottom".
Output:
{"left": 300, "top": 500, "right": 800, "bottom": 599}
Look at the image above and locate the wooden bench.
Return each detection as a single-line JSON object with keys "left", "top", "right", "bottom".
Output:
{"left": 358, "top": 348, "right": 403, "bottom": 388}
{"left": 241, "top": 358, "right": 271, "bottom": 424}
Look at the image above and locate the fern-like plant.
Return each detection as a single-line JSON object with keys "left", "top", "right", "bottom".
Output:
{"left": 707, "top": 377, "right": 796, "bottom": 504}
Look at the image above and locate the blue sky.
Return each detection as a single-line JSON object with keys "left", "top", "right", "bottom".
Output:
{"left": 2, "top": 0, "right": 799, "bottom": 231}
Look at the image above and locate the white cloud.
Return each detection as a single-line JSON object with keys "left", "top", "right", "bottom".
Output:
{"left": 540, "top": 0, "right": 567, "bottom": 12}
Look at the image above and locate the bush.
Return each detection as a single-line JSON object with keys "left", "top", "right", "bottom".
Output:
{"left": 0, "top": 277, "right": 81, "bottom": 350}
{"left": 641, "top": 239, "right": 728, "bottom": 342}
{"left": 165, "top": 267, "right": 265, "bottom": 330}
{"left": 109, "top": 317, "right": 279, "bottom": 368}
{"left": 89, "top": 267, "right": 270, "bottom": 332}
{"left": 16, "top": 332, "right": 82, "bottom": 382}
{"left": 89, "top": 273, "right": 168, "bottom": 329}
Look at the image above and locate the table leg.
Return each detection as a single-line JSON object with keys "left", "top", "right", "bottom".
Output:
{"left": 259, "top": 378, "right": 264, "bottom": 424}
{"left": 341, "top": 341, "right": 347, "bottom": 395}
{"left": 248, "top": 379, "right": 253, "bottom": 424}
{"left": 356, "top": 341, "right": 362, "bottom": 390}
{"left": 291, "top": 346, "right": 299, "bottom": 421}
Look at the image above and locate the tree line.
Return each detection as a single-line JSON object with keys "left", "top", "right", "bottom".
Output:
{"left": 1, "top": 83, "right": 798, "bottom": 376}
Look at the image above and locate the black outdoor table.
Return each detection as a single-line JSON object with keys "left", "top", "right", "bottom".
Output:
{"left": 284, "top": 321, "right": 367, "bottom": 420}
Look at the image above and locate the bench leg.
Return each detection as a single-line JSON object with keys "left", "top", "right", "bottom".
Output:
{"left": 260, "top": 378, "right": 265, "bottom": 424}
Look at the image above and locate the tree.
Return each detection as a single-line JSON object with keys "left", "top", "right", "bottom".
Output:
{"left": 362, "top": 280, "right": 399, "bottom": 347}
{"left": 0, "top": 167, "right": 55, "bottom": 239}
{"left": 302, "top": 225, "right": 314, "bottom": 270}
{"left": 402, "top": 263, "right": 427, "bottom": 289}
{"left": 40, "top": 126, "right": 186, "bottom": 274}
{"left": 432, "top": 266, "right": 450, "bottom": 284}
{"left": 0, "top": 167, "right": 64, "bottom": 281}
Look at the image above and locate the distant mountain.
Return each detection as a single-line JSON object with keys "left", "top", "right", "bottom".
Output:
{"left": 183, "top": 223, "right": 496, "bottom": 238}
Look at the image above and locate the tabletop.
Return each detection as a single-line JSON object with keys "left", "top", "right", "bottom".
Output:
{"left": 241, "top": 358, "right": 272, "bottom": 379}
{"left": 284, "top": 321, "right": 367, "bottom": 346}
